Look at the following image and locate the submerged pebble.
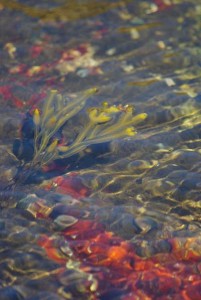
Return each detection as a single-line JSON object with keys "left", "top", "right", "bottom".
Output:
{"left": 53, "top": 215, "right": 78, "bottom": 230}
{"left": 0, "top": 287, "right": 24, "bottom": 300}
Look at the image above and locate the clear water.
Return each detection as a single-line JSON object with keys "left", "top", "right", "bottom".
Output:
{"left": 0, "top": 1, "right": 201, "bottom": 299}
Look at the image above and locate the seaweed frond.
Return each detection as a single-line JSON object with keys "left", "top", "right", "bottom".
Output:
{"left": 14, "top": 88, "right": 147, "bottom": 169}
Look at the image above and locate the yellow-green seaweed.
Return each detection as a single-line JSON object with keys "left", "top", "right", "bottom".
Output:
{"left": 0, "top": 0, "right": 132, "bottom": 22}
{"left": 19, "top": 88, "right": 147, "bottom": 168}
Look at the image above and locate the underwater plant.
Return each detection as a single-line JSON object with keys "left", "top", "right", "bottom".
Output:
{"left": 1, "top": 0, "right": 132, "bottom": 22}
{"left": 13, "top": 87, "right": 147, "bottom": 170}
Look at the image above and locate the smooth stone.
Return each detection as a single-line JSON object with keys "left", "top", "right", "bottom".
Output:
{"left": 54, "top": 215, "right": 78, "bottom": 230}
{"left": 0, "top": 287, "right": 24, "bottom": 300}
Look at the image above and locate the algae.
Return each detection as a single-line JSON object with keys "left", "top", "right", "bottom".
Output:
{"left": 13, "top": 88, "right": 147, "bottom": 169}
{"left": 0, "top": 0, "right": 132, "bottom": 22}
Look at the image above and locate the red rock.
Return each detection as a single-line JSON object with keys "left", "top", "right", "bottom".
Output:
{"left": 45, "top": 175, "right": 90, "bottom": 199}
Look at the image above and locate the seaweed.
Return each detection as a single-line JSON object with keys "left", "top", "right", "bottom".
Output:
{"left": 13, "top": 88, "right": 147, "bottom": 171}
{"left": 0, "top": 0, "right": 132, "bottom": 22}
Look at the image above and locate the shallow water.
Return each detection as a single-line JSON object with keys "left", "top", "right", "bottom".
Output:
{"left": 0, "top": 0, "right": 201, "bottom": 299}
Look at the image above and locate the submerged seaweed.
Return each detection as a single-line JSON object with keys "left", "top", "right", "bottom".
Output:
{"left": 0, "top": 0, "right": 132, "bottom": 22}
{"left": 13, "top": 88, "right": 147, "bottom": 172}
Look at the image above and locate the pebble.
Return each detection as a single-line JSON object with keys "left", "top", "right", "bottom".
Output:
{"left": 54, "top": 215, "right": 78, "bottom": 230}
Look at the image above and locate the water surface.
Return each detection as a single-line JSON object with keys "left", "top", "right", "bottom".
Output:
{"left": 0, "top": 0, "right": 201, "bottom": 299}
